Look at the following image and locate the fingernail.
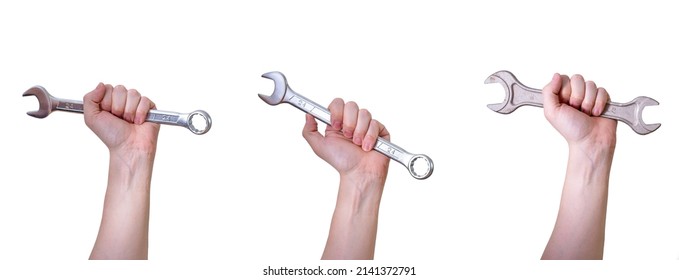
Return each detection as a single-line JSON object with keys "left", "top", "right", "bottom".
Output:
{"left": 363, "top": 141, "right": 372, "bottom": 151}
{"left": 332, "top": 121, "right": 341, "bottom": 130}
{"left": 353, "top": 136, "right": 362, "bottom": 146}
{"left": 344, "top": 130, "right": 353, "bottom": 138}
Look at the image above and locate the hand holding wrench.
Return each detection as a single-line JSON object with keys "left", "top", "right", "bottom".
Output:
{"left": 259, "top": 71, "right": 433, "bottom": 180}
{"left": 485, "top": 70, "right": 660, "bottom": 135}
{"left": 23, "top": 85, "right": 212, "bottom": 135}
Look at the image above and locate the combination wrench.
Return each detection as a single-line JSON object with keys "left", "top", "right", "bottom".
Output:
{"left": 485, "top": 70, "right": 660, "bottom": 135}
{"left": 23, "top": 85, "right": 212, "bottom": 135}
{"left": 259, "top": 71, "right": 434, "bottom": 180}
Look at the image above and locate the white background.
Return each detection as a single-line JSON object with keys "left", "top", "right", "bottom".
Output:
{"left": 1, "top": 0, "right": 677, "bottom": 279}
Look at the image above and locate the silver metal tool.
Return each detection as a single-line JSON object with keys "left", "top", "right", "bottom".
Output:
{"left": 23, "top": 85, "right": 212, "bottom": 135}
{"left": 485, "top": 70, "right": 660, "bottom": 135}
{"left": 259, "top": 71, "right": 433, "bottom": 180}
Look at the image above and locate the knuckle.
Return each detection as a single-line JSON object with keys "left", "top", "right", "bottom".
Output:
{"left": 359, "top": 108, "right": 371, "bottom": 118}
{"left": 128, "top": 89, "right": 141, "bottom": 98}
{"left": 114, "top": 85, "right": 127, "bottom": 92}
{"left": 581, "top": 100, "right": 593, "bottom": 108}
{"left": 585, "top": 80, "right": 597, "bottom": 88}
{"left": 570, "top": 96, "right": 584, "bottom": 106}
{"left": 369, "top": 119, "right": 380, "bottom": 128}
{"left": 598, "top": 87, "right": 608, "bottom": 96}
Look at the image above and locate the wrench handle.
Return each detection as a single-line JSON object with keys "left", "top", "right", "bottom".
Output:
{"left": 51, "top": 98, "right": 211, "bottom": 135}
{"left": 145, "top": 109, "right": 212, "bottom": 135}
{"left": 511, "top": 84, "right": 544, "bottom": 109}
{"left": 600, "top": 100, "right": 640, "bottom": 128}
{"left": 515, "top": 86, "right": 640, "bottom": 128}
{"left": 283, "top": 89, "right": 434, "bottom": 180}
{"left": 54, "top": 98, "right": 84, "bottom": 113}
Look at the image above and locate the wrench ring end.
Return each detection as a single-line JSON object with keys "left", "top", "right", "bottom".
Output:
{"left": 187, "top": 110, "right": 212, "bottom": 135}
{"left": 408, "top": 154, "right": 434, "bottom": 180}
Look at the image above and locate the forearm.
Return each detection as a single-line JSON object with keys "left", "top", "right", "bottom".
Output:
{"left": 322, "top": 175, "right": 385, "bottom": 260}
{"left": 90, "top": 149, "right": 155, "bottom": 260}
{"left": 542, "top": 143, "right": 614, "bottom": 260}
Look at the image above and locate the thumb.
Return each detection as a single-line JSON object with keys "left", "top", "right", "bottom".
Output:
{"left": 302, "top": 114, "right": 325, "bottom": 154}
{"left": 542, "top": 73, "right": 562, "bottom": 116}
{"left": 83, "top": 83, "right": 106, "bottom": 116}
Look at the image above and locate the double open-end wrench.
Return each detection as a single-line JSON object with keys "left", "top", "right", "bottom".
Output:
{"left": 259, "top": 71, "right": 433, "bottom": 180}
{"left": 23, "top": 85, "right": 212, "bottom": 135}
{"left": 485, "top": 70, "right": 661, "bottom": 135}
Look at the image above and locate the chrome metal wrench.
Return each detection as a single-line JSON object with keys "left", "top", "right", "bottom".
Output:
{"left": 23, "top": 85, "right": 212, "bottom": 135}
{"left": 485, "top": 70, "right": 660, "bottom": 135}
{"left": 259, "top": 71, "right": 433, "bottom": 180}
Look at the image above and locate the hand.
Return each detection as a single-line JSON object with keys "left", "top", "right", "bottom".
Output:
{"left": 542, "top": 73, "right": 617, "bottom": 151}
{"left": 84, "top": 83, "right": 160, "bottom": 156}
{"left": 302, "top": 98, "right": 390, "bottom": 182}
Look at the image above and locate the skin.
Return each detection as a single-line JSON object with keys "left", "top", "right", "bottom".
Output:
{"left": 302, "top": 98, "right": 390, "bottom": 260}
{"left": 541, "top": 73, "right": 617, "bottom": 260}
{"left": 84, "top": 83, "right": 160, "bottom": 260}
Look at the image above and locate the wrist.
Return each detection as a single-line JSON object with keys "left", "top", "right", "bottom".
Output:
{"left": 110, "top": 149, "right": 155, "bottom": 165}
{"left": 568, "top": 138, "right": 615, "bottom": 166}
{"left": 110, "top": 138, "right": 157, "bottom": 156}
{"left": 336, "top": 174, "right": 386, "bottom": 216}
{"left": 566, "top": 141, "right": 615, "bottom": 192}
{"left": 338, "top": 165, "right": 388, "bottom": 191}
{"left": 108, "top": 148, "right": 155, "bottom": 193}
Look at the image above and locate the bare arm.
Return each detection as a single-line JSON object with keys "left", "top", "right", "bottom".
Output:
{"left": 84, "top": 83, "right": 160, "bottom": 260}
{"left": 322, "top": 172, "right": 385, "bottom": 259}
{"left": 302, "top": 99, "right": 390, "bottom": 260}
{"left": 541, "top": 73, "right": 617, "bottom": 260}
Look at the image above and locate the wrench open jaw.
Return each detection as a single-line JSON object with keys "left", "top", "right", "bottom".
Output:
{"left": 485, "top": 70, "right": 538, "bottom": 114}
{"left": 614, "top": 96, "right": 661, "bottom": 135}
{"left": 23, "top": 86, "right": 57, "bottom": 118}
{"left": 485, "top": 70, "right": 661, "bottom": 135}
{"left": 259, "top": 71, "right": 434, "bottom": 180}
{"left": 258, "top": 71, "right": 288, "bottom": 105}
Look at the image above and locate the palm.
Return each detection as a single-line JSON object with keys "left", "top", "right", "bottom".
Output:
{"left": 549, "top": 105, "right": 617, "bottom": 146}
{"left": 90, "top": 112, "right": 160, "bottom": 153}
{"left": 317, "top": 128, "right": 390, "bottom": 178}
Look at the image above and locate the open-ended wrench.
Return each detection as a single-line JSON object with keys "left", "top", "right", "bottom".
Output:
{"left": 259, "top": 71, "right": 434, "bottom": 180}
{"left": 485, "top": 70, "right": 660, "bottom": 135}
{"left": 23, "top": 85, "right": 212, "bottom": 135}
